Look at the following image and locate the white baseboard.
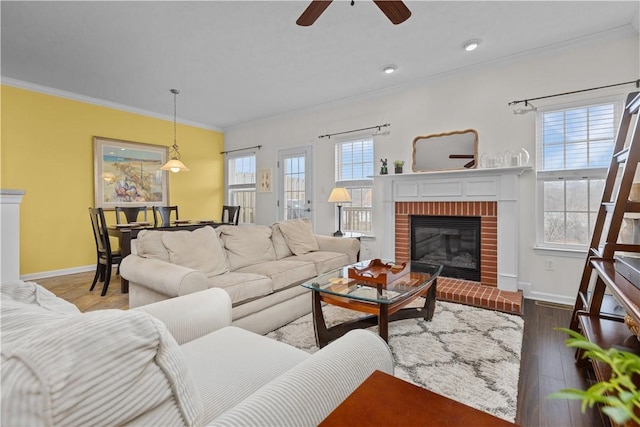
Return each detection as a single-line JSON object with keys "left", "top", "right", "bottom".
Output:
{"left": 524, "top": 290, "right": 575, "bottom": 306}
{"left": 21, "top": 265, "right": 95, "bottom": 281}
{"left": 518, "top": 281, "right": 575, "bottom": 306}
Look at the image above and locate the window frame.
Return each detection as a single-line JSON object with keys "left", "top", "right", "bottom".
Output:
{"left": 534, "top": 95, "right": 624, "bottom": 252}
{"left": 335, "top": 137, "right": 374, "bottom": 234}
{"left": 226, "top": 152, "right": 256, "bottom": 224}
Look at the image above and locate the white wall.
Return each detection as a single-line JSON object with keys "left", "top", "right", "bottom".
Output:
{"left": 225, "top": 28, "right": 640, "bottom": 303}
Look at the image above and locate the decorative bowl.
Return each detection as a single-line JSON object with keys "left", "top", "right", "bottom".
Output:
{"left": 624, "top": 313, "right": 640, "bottom": 341}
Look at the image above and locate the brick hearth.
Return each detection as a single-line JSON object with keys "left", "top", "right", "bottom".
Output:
{"left": 394, "top": 201, "right": 522, "bottom": 315}
{"left": 437, "top": 277, "right": 522, "bottom": 315}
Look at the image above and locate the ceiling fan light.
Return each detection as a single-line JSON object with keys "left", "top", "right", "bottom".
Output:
{"left": 463, "top": 39, "right": 480, "bottom": 52}
{"left": 382, "top": 65, "right": 397, "bottom": 74}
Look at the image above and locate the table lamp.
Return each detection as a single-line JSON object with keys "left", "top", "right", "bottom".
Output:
{"left": 328, "top": 187, "right": 352, "bottom": 237}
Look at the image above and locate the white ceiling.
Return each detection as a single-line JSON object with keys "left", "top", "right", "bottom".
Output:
{"left": 2, "top": 1, "right": 639, "bottom": 130}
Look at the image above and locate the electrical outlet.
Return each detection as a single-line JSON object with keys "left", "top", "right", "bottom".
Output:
{"left": 545, "top": 260, "right": 555, "bottom": 271}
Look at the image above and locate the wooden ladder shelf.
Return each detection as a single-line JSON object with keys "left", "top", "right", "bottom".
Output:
{"left": 568, "top": 91, "right": 640, "bottom": 380}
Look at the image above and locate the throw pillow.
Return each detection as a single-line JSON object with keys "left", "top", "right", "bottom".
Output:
{"left": 217, "top": 225, "right": 277, "bottom": 270}
{"left": 1, "top": 281, "right": 81, "bottom": 347}
{"left": 1, "top": 280, "right": 80, "bottom": 314}
{"left": 1, "top": 308, "right": 203, "bottom": 426}
{"left": 161, "top": 227, "right": 229, "bottom": 278}
{"left": 136, "top": 230, "right": 170, "bottom": 262}
{"left": 277, "top": 218, "right": 319, "bottom": 256}
{"left": 271, "top": 223, "right": 293, "bottom": 259}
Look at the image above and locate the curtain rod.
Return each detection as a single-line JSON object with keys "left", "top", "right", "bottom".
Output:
{"left": 508, "top": 79, "right": 640, "bottom": 106}
{"left": 220, "top": 145, "right": 262, "bottom": 155}
{"left": 318, "top": 123, "right": 390, "bottom": 139}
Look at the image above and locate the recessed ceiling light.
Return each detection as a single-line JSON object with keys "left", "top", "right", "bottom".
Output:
{"left": 462, "top": 39, "right": 480, "bottom": 52}
{"left": 382, "top": 65, "right": 397, "bottom": 74}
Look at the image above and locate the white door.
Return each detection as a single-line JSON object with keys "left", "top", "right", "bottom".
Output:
{"left": 278, "top": 146, "right": 313, "bottom": 221}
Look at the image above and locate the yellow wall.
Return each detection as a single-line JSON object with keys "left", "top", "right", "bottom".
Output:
{"left": 1, "top": 85, "right": 225, "bottom": 275}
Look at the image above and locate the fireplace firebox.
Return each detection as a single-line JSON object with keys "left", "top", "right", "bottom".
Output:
{"left": 411, "top": 215, "right": 481, "bottom": 281}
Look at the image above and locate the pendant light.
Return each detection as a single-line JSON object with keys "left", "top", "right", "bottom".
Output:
{"left": 161, "top": 89, "right": 190, "bottom": 173}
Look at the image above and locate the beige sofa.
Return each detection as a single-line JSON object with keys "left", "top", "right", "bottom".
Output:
{"left": 121, "top": 219, "right": 360, "bottom": 334}
{"left": 1, "top": 280, "right": 394, "bottom": 426}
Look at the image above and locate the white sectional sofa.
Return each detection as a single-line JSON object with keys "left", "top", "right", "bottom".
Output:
{"left": 121, "top": 219, "right": 360, "bottom": 334}
{"left": 1, "top": 280, "right": 393, "bottom": 426}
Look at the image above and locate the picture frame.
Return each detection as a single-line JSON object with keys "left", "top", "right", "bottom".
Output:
{"left": 93, "top": 136, "right": 169, "bottom": 209}
{"left": 259, "top": 168, "right": 272, "bottom": 193}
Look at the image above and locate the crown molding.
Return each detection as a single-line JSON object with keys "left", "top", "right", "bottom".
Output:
{"left": 0, "top": 77, "right": 223, "bottom": 132}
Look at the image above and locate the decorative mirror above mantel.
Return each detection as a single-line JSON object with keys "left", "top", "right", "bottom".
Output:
{"left": 412, "top": 129, "right": 478, "bottom": 172}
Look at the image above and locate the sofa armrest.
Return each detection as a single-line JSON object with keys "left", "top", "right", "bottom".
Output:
{"left": 120, "top": 255, "right": 208, "bottom": 306}
{"left": 314, "top": 235, "right": 360, "bottom": 264}
{"left": 132, "top": 288, "right": 232, "bottom": 345}
{"left": 211, "top": 329, "right": 393, "bottom": 426}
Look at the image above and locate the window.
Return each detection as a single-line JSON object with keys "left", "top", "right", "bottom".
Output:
{"left": 227, "top": 153, "right": 256, "bottom": 224}
{"left": 335, "top": 138, "right": 374, "bottom": 233}
{"left": 536, "top": 98, "right": 622, "bottom": 249}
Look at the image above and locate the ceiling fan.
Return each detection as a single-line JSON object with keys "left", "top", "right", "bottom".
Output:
{"left": 296, "top": 1, "right": 411, "bottom": 26}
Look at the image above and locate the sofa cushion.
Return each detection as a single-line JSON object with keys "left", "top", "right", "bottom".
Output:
{"left": 218, "top": 225, "right": 276, "bottom": 270}
{"left": 1, "top": 287, "right": 203, "bottom": 427}
{"left": 136, "top": 230, "right": 170, "bottom": 262}
{"left": 277, "top": 218, "right": 319, "bottom": 256}
{"left": 271, "top": 223, "right": 294, "bottom": 260}
{"left": 1, "top": 280, "right": 80, "bottom": 314}
{"left": 206, "top": 272, "right": 273, "bottom": 305}
{"left": 180, "top": 326, "right": 309, "bottom": 424}
{"left": 1, "top": 281, "right": 80, "bottom": 346}
{"left": 162, "top": 226, "right": 229, "bottom": 278}
{"left": 236, "top": 260, "right": 316, "bottom": 291}
{"left": 292, "top": 251, "right": 351, "bottom": 275}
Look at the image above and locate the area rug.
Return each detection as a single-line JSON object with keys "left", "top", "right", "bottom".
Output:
{"left": 267, "top": 299, "right": 524, "bottom": 422}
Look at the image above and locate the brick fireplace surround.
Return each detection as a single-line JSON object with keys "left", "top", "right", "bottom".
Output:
{"left": 395, "top": 201, "right": 522, "bottom": 314}
{"left": 378, "top": 167, "right": 530, "bottom": 315}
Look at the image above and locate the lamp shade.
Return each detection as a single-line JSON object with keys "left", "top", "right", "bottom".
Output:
{"left": 328, "top": 187, "right": 352, "bottom": 203}
{"left": 160, "top": 159, "right": 190, "bottom": 173}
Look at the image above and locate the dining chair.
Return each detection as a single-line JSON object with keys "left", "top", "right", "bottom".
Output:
{"left": 115, "top": 206, "right": 148, "bottom": 224}
{"left": 153, "top": 206, "right": 179, "bottom": 227}
{"left": 222, "top": 205, "right": 240, "bottom": 225}
{"left": 88, "top": 207, "right": 123, "bottom": 296}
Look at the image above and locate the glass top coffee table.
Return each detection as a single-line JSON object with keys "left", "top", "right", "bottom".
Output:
{"left": 301, "top": 259, "right": 442, "bottom": 348}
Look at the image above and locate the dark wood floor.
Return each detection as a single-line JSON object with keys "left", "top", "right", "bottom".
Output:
{"left": 35, "top": 270, "right": 608, "bottom": 427}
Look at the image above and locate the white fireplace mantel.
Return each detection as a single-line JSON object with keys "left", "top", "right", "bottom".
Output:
{"left": 376, "top": 166, "right": 531, "bottom": 292}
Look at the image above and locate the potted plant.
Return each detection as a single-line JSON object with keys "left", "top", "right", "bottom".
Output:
{"left": 394, "top": 160, "right": 405, "bottom": 174}
{"left": 380, "top": 158, "right": 388, "bottom": 175}
{"left": 549, "top": 328, "right": 640, "bottom": 426}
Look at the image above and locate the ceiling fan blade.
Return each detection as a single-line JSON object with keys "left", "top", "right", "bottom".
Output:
{"left": 373, "top": 1, "right": 411, "bottom": 25}
{"left": 296, "top": 1, "right": 333, "bottom": 26}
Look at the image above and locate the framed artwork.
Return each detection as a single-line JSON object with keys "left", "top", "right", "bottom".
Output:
{"left": 259, "top": 168, "right": 272, "bottom": 193}
{"left": 94, "top": 136, "right": 169, "bottom": 209}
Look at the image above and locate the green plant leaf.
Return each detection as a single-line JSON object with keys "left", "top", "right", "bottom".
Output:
{"left": 550, "top": 327, "right": 640, "bottom": 426}
{"left": 601, "top": 406, "right": 632, "bottom": 424}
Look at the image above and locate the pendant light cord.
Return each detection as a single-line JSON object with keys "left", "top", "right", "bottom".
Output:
{"left": 170, "top": 88, "right": 180, "bottom": 159}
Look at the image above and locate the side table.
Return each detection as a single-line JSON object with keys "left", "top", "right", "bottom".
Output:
{"left": 319, "top": 370, "right": 520, "bottom": 427}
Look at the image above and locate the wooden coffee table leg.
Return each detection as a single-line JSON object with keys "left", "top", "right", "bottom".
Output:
{"left": 424, "top": 278, "right": 437, "bottom": 321}
{"left": 379, "top": 304, "right": 389, "bottom": 342}
{"left": 312, "top": 290, "right": 330, "bottom": 348}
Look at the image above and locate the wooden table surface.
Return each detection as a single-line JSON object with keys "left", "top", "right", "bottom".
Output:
{"left": 320, "top": 370, "right": 520, "bottom": 427}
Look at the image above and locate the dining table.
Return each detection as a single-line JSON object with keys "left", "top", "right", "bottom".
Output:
{"left": 108, "top": 220, "right": 234, "bottom": 293}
